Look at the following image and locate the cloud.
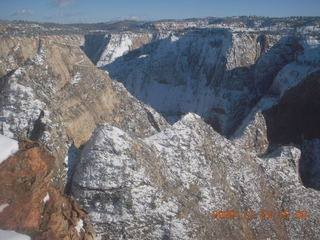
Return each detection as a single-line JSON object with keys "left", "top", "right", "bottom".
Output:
{"left": 44, "top": 12, "right": 78, "bottom": 20}
{"left": 51, "top": 0, "right": 74, "bottom": 8}
{"left": 11, "top": 9, "right": 35, "bottom": 16}
{"left": 127, "top": 16, "right": 140, "bottom": 21}
{"left": 43, "top": 12, "right": 90, "bottom": 23}
{"left": 116, "top": 16, "right": 141, "bottom": 21}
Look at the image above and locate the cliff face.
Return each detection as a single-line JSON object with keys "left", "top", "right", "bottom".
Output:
{"left": 0, "top": 140, "right": 95, "bottom": 240}
{"left": 81, "top": 32, "right": 154, "bottom": 67}
{"left": 83, "top": 29, "right": 307, "bottom": 136}
{"left": 74, "top": 19, "right": 320, "bottom": 239}
{"left": 0, "top": 35, "right": 168, "bottom": 188}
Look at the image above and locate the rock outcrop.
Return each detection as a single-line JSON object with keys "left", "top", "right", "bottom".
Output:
{"left": 0, "top": 35, "right": 168, "bottom": 188}
{"left": 81, "top": 32, "right": 154, "bottom": 67}
{"left": 72, "top": 113, "right": 320, "bottom": 240}
{"left": 232, "top": 111, "right": 269, "bottom": 155}
{"left": 88, "top": 29, "right": 305, "bottom": 136}
{"left": 80, "top": 20, "right": 320, "bottom": 198}
{"left": 0, "top": 140, "right": 95, "bottom": 240}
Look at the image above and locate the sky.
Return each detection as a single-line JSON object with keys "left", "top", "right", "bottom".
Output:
{"left": 0, "top": 0, "right": 319, "bottom": 24}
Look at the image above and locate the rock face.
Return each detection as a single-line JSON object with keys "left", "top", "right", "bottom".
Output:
{"left": 80, "top": 17, "right": 320, "bottom": 186}
{"left": 80, "top": 19, "right": 319, "bottom": 140}
{"left": 81, "top": 32, "right": 153, "bottom": 67}
{"left": 87, "top": 29, "right": 304, "bottom": 136}
{"left": 232, "top": 111, "right": 269, "bottom": 155}
{"left": 264, "top": 71, "right": 320, "bottom": 145}
{"left": 0, "top": 35, "right": 168, "bottom": 188}
{"left": 71, "top": 113, "right": 320, "bottom": 240}
{"left": 0, "top": 140, "right": 95, "bottom": 240}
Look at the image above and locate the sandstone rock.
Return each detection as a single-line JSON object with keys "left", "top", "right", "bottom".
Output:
{"left": 92, "top": 29, "right": 303, "bottom": 136}
{"left": 232, "top": 111, "right": 269, "bottom": 155}
{"left": 0, "top": 140, "right": 95, "bottom": 240}
{"left": 0, "top": 36, "right": 168, "bottom": 188}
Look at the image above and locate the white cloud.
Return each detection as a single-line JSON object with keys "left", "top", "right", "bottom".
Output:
{"left": 52, "top": 0, "right": 74, "bottom": 8}
{"left": 116, "top": 16, "right": 141, "bottom": 21}
{"left": 126, "top": 16, "right": 140, "bottom": 21}
{"left": 43, "top": 12, "right": 91, "bottom": 23}
{"left": 11, "top": 9, "right": 35, "bottom": 16}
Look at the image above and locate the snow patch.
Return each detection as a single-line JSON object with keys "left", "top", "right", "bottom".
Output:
{"left": 70, "top": 72, "right": 81, "bottom": 85}
{"left": 1, "top": 66, "right": 47, "bottom": 139}
{"left": 43, "top": 193, "right": 50, "bottom": 203}
{"left": 75, "top": 219, "right": 84, "bottom": 234}
{"left": 96, "top": 34, "right": 133, "bottom": 66}
{"left": 13, "top": 44, "right": 21, "bottom": 52}
{"left": 0, "top": 203, "right": 9, "bottom": 213}
{"left": 138, "top": 54, "right": 148, "bottom": 58}
{"left": 0, "top": 230, "right": 30, "bottom": 240}
{"left": 0, "top": 134, "right": 19, "bottom": 164}
{"left": 33, "top": 43, "right": 46, "bottom": 66}
{"left": 170, "top": 35, "right": 179, "bottom": 42}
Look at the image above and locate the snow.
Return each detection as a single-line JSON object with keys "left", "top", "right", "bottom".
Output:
{"left": 13, "top": 44, "right": 21, "bottom": 52}
{"left": 1, "top": 66, "right": 48, "bottom": 139}
{"left": 90, "top": 125, "right": 130, "bottom": 152}
{"left": 0, "top": 203, "right": 9, "bottom": 213}
{"left": 0, "top": 134, "right": 19, "bottom": 164}
{"left": 96, "top": 34, "right": 133, "bottom": 67}
{"left": 100, "top": 29, "right": 263, "bottom": 134}
{"left": 170, "top": 35, "right": 179, "bottom": 42}
{"left": 75, "top": 125, "right": 133, "bottom": 190}
{"left": 0, "top": 230, "right": 30, "bottom": 240}
{"left": 73, "top": 112, "right": 279, "bottom": 238}
{"left": 33, "top": 47, "right": 45, "bottom": 65}
{"left": 138, "top": 54, "right": 148, "bottom": 58}
{"left": 43, "top": 193, "right": 50, "bottom": 203}
{"left": 70, "top": 72, "right": 81, "bottom": 85}
{"left": 270, "top": 48, "right": 320, "bottom": 97}
{"left": 75, "top": 219, "right": 84, "bottom": 234}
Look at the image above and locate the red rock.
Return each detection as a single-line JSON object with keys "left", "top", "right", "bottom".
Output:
{"left": 0, "top": 141, "right": 95, "bottom": 240}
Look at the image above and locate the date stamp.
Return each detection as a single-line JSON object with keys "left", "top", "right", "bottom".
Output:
{"left": 209, "top": 210, "right": 308, "bottom": 220}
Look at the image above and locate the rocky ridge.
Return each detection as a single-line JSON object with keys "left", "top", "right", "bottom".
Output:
{"left": 71, "top": 113, "right": 320, "bottom": 239}
{"left": 72, "top": 17, "right": 320, "bottom": 239}
{"left": 0, "top": 35, "right": 168, "bottom": 188}
{"left": 82, "top": 18, "right": 320, "bottom": 188}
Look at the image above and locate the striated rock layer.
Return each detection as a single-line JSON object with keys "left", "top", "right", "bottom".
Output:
{"left": 0, "top": 35, "right": 168, "bottom": 188}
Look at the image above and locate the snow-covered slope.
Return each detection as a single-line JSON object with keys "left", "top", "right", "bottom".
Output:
{"left": 0, "top": 134, "right": 18, "bottom": 163}
{"left": 0, "top": 230, "right": 30, "bottom": 240}
{"left": 81, "top": 32, "right": 153, "bottom": 67}
{"left": 72, "top": 113, "right": 320, "bottom": 240}
{"left": 0, "top": 35, "right": 168, "bottom": 188}
{"left": 84, "top": 27, "right": 319, "bottom": 137}
{"left": 72, "top": 19, "right": 320, "bottom": 239}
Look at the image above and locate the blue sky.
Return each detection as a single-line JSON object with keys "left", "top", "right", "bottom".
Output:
{"left": 0, "top": 0, "right": 319, "bottom": 23}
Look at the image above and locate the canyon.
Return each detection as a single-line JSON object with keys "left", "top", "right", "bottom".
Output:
{"left": 0, "top": 17, "right": 320, "bottom": 239}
